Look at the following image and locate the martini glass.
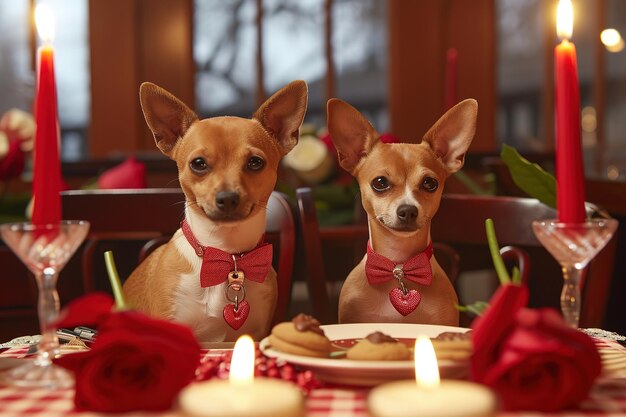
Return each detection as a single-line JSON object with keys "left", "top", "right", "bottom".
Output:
{"left": 532, "top": 218, "right": 618, "bottom": 328}
{"left": 0, "top": 220, "right": 89, "bottom": 388}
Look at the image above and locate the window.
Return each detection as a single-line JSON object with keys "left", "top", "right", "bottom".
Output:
{"left": 497, "top": 0, "right": 545, "bottom": 151}
{"left": 194, "top": 0, "right": 257, "bottom": 117}
{"left": 497, "top": 0, "right": 626, "bottom": 180}
{"left": 333, "top": 0, "right": 388, "bottom": 129}
{"left": 194, "top": 0, "right": 388, "bottom": 128}
{"left": 0, "top": 0, "right": 89, "bottom": 161}
{"left": 0, "top": 2, "right": 33, "bottom": 120}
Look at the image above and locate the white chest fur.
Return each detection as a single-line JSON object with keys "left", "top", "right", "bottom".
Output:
{"left": 170, "top": 207, "right": 276, "bottom": 342}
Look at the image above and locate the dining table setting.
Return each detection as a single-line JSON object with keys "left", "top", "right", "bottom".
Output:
{"left": 0, "top": 311, "right": 626, "bottom": 417}
{"left": 2, "top": 0, "right": 626, "bottom": 416}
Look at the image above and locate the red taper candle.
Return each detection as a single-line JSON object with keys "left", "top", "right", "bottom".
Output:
{"left": 555, "top": 0, "right": 586, "bottom": 223}
{"left": 32, "top": 4, "right": 62, "bottom": 226}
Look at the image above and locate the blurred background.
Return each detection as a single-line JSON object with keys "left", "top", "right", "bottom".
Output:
{"left": 1, "top": 0, "right": 625, "bottom": 169}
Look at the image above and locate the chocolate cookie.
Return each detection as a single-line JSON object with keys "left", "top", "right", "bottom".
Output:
{"left": 346, "top": 331, "right": 411, "bottom": 361}
{"left": 268, "top": 313, "right": 331, "bottom": 358}
{"left": 431, "top": 331, "right": 472, "bottom": 361}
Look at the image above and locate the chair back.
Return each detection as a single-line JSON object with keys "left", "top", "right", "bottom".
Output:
{"left": 432, "top": 193, "right": 617, "bottom": 327}
{"left": 61, "top": 188, "right": 296, "bottom": 325}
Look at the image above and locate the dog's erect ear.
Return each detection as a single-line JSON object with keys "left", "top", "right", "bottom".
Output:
{"left": 327, "top": 99, "right": 379, "bottom": 174}
{"left": 422, "top": 99, "right": 477, "bottom": 173}
{"left": 139, "top": 82, "right": 198, "bottom": 157}
{"left": 253, "top": 80, "right": 308, "bottom": 155}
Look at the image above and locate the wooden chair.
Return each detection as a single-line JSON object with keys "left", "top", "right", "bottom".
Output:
{"left": 0, "top": 246, "right": 40, "bottom": 340}
{"left": 296, "top": 188, "right": 617, "bottom": 328}
{"left": 482, "top": 157, "right": 626, "bottom": 333}
{"left": 61, "top": 188, "right": 297, "bottom": 325}
{"left": 432, "top": 193, "right": 618, "bottom": 327}
{"left": 296, "top": 187, "right": 462, "bottom": 324}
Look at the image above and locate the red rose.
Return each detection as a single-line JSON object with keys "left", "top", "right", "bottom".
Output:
{"left": 320, "top": 132, "right": 336, "bottom": 156}
{"left": 0, "top": 109, "right": 35, "bottom": 180}
{"left": 379, "top": 132, "right": 399, "bottom": 144}
{"left": 55, "top": 294, "right": 200, "bottom": 412}
{"left": 0, "top": 138, "right": 25, "bottom": 181}
{"left": 472, "top": 285, "right": 601, "bottom": 412}
{"left": 97, "top": 156, "right": 147, "bottom": 189}
{"left": 54, "top": 292, "right": 114, "bottom": 329}
{"left": 471, "top": 284, "right": 529, "bottom": 374}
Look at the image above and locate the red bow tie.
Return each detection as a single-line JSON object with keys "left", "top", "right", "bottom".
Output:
{"left": 181, "top": 220, "right": 273, "bottom": 287}
{"left": 365, "top": 241, "right": 433, "bottom": 286}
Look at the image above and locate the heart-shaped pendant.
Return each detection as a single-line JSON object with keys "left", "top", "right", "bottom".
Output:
{"left": 223, "top": 300, "right": 250, "bottom": 330}
{"left": 389, "top": 287, "right": 421, "bottom": 316}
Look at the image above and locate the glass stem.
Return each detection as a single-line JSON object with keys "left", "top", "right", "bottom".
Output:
{"left": 561, "top": 265, "right": 582, "bottom": 328}
{"left": 35, "top": 267, "right": 61, "bottom": 365}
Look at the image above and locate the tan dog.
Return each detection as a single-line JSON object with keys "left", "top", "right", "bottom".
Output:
{"left": 327, "top": 98, "right": 477, "bottom": 326}
{"left": 123, "top": 81, "right": 308, "bottom": 342}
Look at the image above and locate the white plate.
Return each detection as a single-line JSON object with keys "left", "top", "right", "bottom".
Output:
{"left": 260, "top": 323, "right": 470, "bottom": 386}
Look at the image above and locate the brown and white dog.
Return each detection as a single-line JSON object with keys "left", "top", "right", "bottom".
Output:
{"left": 327, "top": 98, "right": 477, "bottom": 326}
{"left": 123, "top": 81, "right": 308, "bottom": 342}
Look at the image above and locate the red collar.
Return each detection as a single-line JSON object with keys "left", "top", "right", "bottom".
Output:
{"left": 180, "top": 219, "right": 273, "bottom": 287}
{"left": 365, "top": 241, "right": 433, "bottom": 286}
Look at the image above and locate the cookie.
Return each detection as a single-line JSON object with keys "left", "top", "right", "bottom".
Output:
{"left": 269, "top": 313, "right": 331, "bottom": 357}
{"left": 431, "top": 331, "right": 472, "bottom": 361}
{"left": 346, "top": 331, "right": 411, "bottom": 361}
{"left": 268, "top": 334, "right": 329, "bottom": 358}
{"left": 434, "top": 330, "right": 473, "bottom": 341}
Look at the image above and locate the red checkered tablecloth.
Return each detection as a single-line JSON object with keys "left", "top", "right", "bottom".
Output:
{"left": 0, "top": 340, "right": 624, "bottom": 417}
{"left": 0, "top": 385, "right": 368, "bottom": 417}
{"left": 1, "top": 380, "right": 626, "bottom": 417}
{"left": 0, "top": 347, "right": 30, "bottom": 359}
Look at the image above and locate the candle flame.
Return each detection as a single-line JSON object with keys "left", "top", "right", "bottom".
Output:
{"left": 414, "top": 335, "right": 440, "bottom": 388}
{"left": 556, "top": 0, "right": 573, "bottom": 40}
{"left": 229, "top": 335, "right": 255, "bottom": 386}
{"left": 35, "top": 3, "right": 55, "bottom": 43}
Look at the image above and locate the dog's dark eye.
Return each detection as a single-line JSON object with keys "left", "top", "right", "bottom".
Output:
{"left": 190, "top": 157, "right": 209, "bottom": 174}
{"left": 371, "top": 176, "right": 391, "bottom": 192}
{"left": 247, "top": 156, "right": 265, "bottom": 171}
{"left": 422, "top": 176, "right": 439, "bottom": 192}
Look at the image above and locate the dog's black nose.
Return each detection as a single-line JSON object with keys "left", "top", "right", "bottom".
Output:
{"left": 215, "top": 191, "right": 240, "bottom": 212}
{"left": 396, "top": 204, "right": 418, "bottom": 223}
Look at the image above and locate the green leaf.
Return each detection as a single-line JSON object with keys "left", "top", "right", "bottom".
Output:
{"left": 0, "top": 192, "right": 30, "bottom": 222}
{"left": 312, "top": 184, "right": 358, "bottom": 208}
{"left": 452, "top": 170, "right": 495, "bottom": 196}
{"left": 455, "top": 303, "right": 469, "bottom": 312}
{"left": 455, "top": 301, "right": 490, "bottom": 317}
{"left": 501, "top": 144, "right": 556, "bottom": 209}
{"left": 467, "top": 302, "right": 490, "bottom": 316}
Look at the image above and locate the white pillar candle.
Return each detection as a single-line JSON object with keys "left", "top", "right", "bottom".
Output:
{"left": 369, "top": 379, "right": 496, "bottom": 417}
{"left": 179, "top": 335, "right": 304, "bottom": 417}
{"left": 368, "top": 336, "right": 496, "bottom": 417}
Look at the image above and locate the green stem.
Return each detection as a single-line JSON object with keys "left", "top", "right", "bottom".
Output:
{"left": 511, "top": 266, "right": 521, "bottom": 284}
{"left": 104, "top": 251, "right": 128, "bottom": 310}
{"left": 485, "top": 218, "right": 511, "bottom": 285}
